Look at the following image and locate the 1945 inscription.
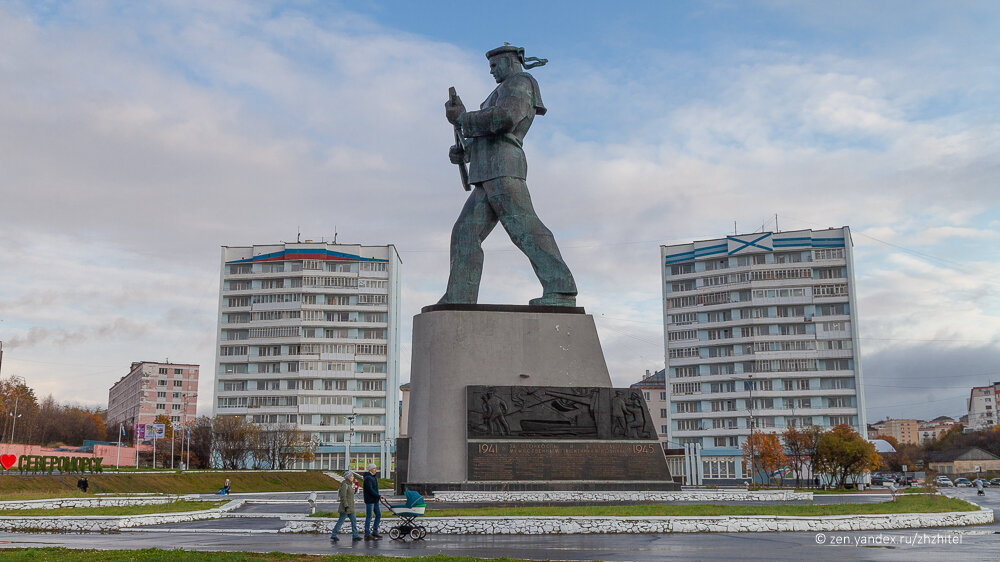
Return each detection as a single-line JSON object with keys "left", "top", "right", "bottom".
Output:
{"left": 467, "top": 441, "right": 671, "bottom": 481}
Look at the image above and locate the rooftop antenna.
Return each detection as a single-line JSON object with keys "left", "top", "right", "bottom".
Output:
{"left": 333, "top": 225, "right": 338, "bottom": 245}
{"left": 775, "top": 213, "right": 779, "bottom": 233}
{"left": 297, "top": 227, "right": 301, "bottom": 243}
{"left": 734, "top": 221, "right": 737, "bottom": 236}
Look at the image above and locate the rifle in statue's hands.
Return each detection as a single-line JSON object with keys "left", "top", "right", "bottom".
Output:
{"left": 448, "top": 86, "right": 471, "bottom": 192}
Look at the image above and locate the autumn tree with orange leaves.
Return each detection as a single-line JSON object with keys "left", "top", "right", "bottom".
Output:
{"left": 743, "top": 431, "right": 788, "bottom": 486}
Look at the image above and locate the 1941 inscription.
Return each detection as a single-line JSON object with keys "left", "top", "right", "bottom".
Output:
{"left": 467, "top": 441, "right": 671, "bottom": 481}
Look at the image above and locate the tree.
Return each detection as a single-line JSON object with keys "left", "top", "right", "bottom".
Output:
{"left": 187, "top": 417, "right": 214, "bottom": 469}
{"left": 251, "top": 424, "right": 318, "bottom": 470}
{"left": 782, "top": 425, "right": 816, "bottom": 487}
{"left": 742, "top": 431, "right": 787, "bottom": 486}
{"left": 212, "top": 415, "right": 259, "bottom": 469}
{"left": 814, "top": 424, "right": 881, "bottom": 488}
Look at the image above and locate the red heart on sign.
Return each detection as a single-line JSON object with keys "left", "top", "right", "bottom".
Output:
{"left": 0, "top": 455, "right": 15, "bottom": 470}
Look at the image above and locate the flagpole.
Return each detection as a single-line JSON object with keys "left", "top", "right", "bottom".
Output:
{"left": 136, "top": 425, "right": 140, "bottom": 469}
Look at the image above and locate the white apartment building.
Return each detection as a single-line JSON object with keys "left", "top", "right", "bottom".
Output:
{"left": 968, "top": 386, "right": 996, "bottom": 431}
{"left": 213, "top": 242, "right": 402, "bottom": 471}
{"left": 660, "top": 227, "right": 866, "bottom": 484}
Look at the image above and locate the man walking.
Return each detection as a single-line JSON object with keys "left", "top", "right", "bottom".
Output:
{"left": 363, "top": 463, "right": 385, "bottom": 540}
{"left": 440, "top": 45, "right": 577, "bottom": 307}
{"left": 330, "top": 471, "right": 362, "bottom": 543}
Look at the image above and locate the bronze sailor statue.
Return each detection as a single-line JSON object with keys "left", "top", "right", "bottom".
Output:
{"left": 439, "top": 45, "right": 578, "bottom": 307}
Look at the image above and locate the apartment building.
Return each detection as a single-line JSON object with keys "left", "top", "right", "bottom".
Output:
{"left": 968, "top": 386, "right": 996, "bottom": 431}
{"left": 213, "top": 242, "right": 402, "bottom": 471}
{"left": 919, "top": 416, "right": 958, "bottom": 444}
{"left": 107, "top": 361, "right": 199, "bottom": 437}
{"left": 660, "top": 227, "right": 865, "bottom": 484}
{"left": 630, "top": 369, "right": 671, "bottom": 449}
{"left": 876, "top": 418, "right": 919, "bottom": 446}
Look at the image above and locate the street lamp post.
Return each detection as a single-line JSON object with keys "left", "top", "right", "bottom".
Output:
{"left": 9, "top": 393, "right": 21, "bottom": 444}
{"left": 344, "top": 414, "right": 356, "bottom": 471}
{"left": 745, "top": 373, "right": 757, "bottom": 485}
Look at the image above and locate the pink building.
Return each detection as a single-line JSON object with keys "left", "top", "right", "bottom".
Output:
{"left": 107, "top": 361, "right": 199, "bottom": 438}
{"left": 0, "top": 443, "right": 138, "bottom": 469}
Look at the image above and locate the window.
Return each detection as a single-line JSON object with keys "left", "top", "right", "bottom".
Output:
{"left": 172, "top": 392, "right": 180, "bottom": 398}
{"left": 156, "top": 403, "right": 165, "bottom": 410}
{"left": 817, "top": 267, "right": 845, "bottom": 279}
{"left": 677, "top": 419, "right": 700, "bottom": 431}
{"left": 814, "top": 284, "right": 848, "bottom": 297}
{"left": 702, "top": 459, "right": 737, "bottom": 478}
{"left": 672, "top": 382, "right": 701, "bottom": 395}
{"left": 823, "top": 359, "right": 851, "bottom": 371}
{"left": 674, "top": 366, "right": 699, "bottom": 378}
{"left": 157, "top": 380, "right": 167, "bottom": 386}
{"left": 708, "top": 363, "right": 735, "bottom": 376}
{"left": 670, "top": 263, "right": 694, "bottom": 275}
{"left": 659, "top": 392, "right": 667, "bottom": 400}
{"left": 659, "top": 408, "right": 668, "bottom": 418}
{"left": 286, "top": 379, "right": 298, "bottom": 390}
{"left": 159, "top": 368, "right": 167, "bottom": 374}
{"left": 221, "top": 345, "right": 248, "bottom": 356}
{"left": 359, "top": 380, "right": 384, "bottom": 391}
{"left": 323, "top": 380, "right": 349, "bottom": 391}
{"left": 228, "top": 264, "right": 252, "bottom": 274}
{"left": 226, "top": 296, "right": 251, "bottom": 307}
{"left": 668, "top": 347, "right": 698, "bottom": 359}
{"left": 157, "top": 391, "right": 166, "bottom": 398}
{"left": 668, "top": 330, "right": 697, "bottom": 341}
{"left": 712, "top": 418, "right": 737, "bottom": 429}
{"left": 661, "top": 425, "right": 669, "bottom": 434}
{"left": 171, "top": 416, "right": 180, "bottom": 422}
{"left": 813, "top": 248, "right": 844, "bottom": 260}
{"left": 172, "top": 404, "right": 181, "bottom": 411}
{"left": 222, "top": 381, "right": 247, "bottom": 392}
{"left": 223, "top": 364, "right": 249, "bottom": 374}
{"left": 827, "top": 396, "right": 852, "bottom": 407}
{"left": 669, "top": 312, "right": 697, "bottom": 324}
{"left": 360, "top": 261, "right": 388, "bottom": 272}
{"left": 359, "top": 398, "right": 385, "bottom": 408}
{"left": 709, "top": 382, "right": 736, "bottom": 393}
{"left": 714, "top": 437, "right": 739, "bottom": 448}
{"left": 676, "top": 402, "right": 699, "bottom": 413}
{"left": 173, "top": 380, "right": 182, "bottom": 387}
{"left": 820, "top": 378, "right": 856, "bottom": 390}
{"left": 710, "top": 400, "right": 737, "bottom": 412}
{"left": 784, "top": 398, "right": 812, "bottom": 409}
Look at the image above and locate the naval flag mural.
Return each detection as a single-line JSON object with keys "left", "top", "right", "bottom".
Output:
{"left": 727, "top": 232, "right": 773, "bottom": 255}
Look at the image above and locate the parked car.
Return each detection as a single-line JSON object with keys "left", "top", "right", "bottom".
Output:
{"left": 954, "top": 477, "right": 973, "bottom": 487}
{"left": 936, "top": 476, "right": 954, "bottom": 487}
{"left": 871, "top": 475, "right": 889, "bottom": 485}
{"left": 901, "top": 475, "right": 918, "bottom": 486}
{"left": 973, "top": 478, "right": 989, "bottom": 488}
{"left": 990, "top": 478, "right": 1000, "bottom": 487}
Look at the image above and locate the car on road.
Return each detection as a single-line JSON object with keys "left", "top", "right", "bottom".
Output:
{"left": 936, "top": 476, "right": 954, "bottom": 486}
{"left": 990, "top": 478, "right": 1000, "bottom": 487}
{"left": 954, "top": 477, "right": 972, "bottom": 487}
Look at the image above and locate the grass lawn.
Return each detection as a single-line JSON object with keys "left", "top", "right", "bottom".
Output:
{"left": 2, "top": 500, "right": 226, "bottom": 517}
{"left": 0, "top": 549, "right": 522, "bottom": 562}
{"left": 314, "top": 494, "right": 977, "bottom": 518}
{"left": 0, "top": 471, "right": 338, "bottom": 499}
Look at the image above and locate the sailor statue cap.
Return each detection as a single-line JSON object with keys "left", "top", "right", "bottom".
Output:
{"left": 485, "top": 45, "right": 548, "bottom": 69}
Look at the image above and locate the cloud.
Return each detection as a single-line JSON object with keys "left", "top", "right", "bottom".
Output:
{"left": 0, "top": 1, "right": 998, "bottom": 423}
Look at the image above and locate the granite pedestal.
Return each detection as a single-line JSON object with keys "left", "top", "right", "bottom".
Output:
{"left": 405, "top": 304, "right": 677, "bottom": 493}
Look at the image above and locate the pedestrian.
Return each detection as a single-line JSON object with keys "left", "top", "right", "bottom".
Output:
{"left": 363, "top": 463, "right": 385, "bottom": 540}
{"left": 77, "top": 476, "right": 89, "bottom": 493}
{"left": 330, "top": 471, "right": 361, "bottom": 543}
{"left": 217, "top": 478, "right": 230, "bottom": 495}
{"left": 976, "top": 478, "right": 985, "bottom": 496}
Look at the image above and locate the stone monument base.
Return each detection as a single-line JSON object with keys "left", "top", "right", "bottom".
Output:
{"left": 405, "top": 305, "right": 678, "bottom": 493}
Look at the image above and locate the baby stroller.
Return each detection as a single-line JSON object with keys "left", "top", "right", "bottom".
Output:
{"left": 381, "top": 489, "right": 427, "bottom": 540}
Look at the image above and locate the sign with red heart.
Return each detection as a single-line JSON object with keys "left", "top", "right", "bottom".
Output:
{"left": 0, "top": 454, "right": 16, "bottom": 471}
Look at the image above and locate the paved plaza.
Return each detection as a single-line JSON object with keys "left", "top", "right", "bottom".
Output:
{"left": 1, "top": 488, "right": 998, "bottom": 560}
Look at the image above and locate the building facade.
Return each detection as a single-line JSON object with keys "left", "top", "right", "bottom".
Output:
{"left": 876, "top": 418, "right": 919, "bottom": 446}
{"left": 213, "top": 242, "right": 402, "bottom": 471}
{"left": 967, "top": 386, "right": 996, "bottom": 431}
{"left": 107, "top": 361, "right": 200, "bottom": 436}
{"left": 918, "top": 416, "right": 958, "bottom": 444}
{"left": 630, "top": 370, "right": 671, "bottom": 448}
{"left": 660, "top": 227, "right": 866, "bottom": 484}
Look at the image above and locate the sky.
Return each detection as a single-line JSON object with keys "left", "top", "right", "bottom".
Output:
{"left": 1, "top": 0, "right": 998, "bottom": 424}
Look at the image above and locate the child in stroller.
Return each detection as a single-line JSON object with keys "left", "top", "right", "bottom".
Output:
{"left": 380, "top": 489, "right": 427, "bottom": 540}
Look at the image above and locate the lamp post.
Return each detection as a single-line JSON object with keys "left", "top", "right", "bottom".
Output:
{"left": 344, "top": 414, "right": 356, "bottom": 471}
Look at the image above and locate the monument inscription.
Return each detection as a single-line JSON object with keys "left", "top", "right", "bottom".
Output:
{"left": 467, "top": 441, "right": 670, "bottom": 481}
